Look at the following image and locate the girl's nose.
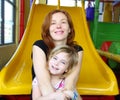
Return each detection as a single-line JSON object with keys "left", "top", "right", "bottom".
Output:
{"left": 54, "top": 60, "right": 59, "bottom": 66}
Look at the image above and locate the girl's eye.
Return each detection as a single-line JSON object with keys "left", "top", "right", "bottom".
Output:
{"left": 61, "top": 61, "right": 66, "bottom": 65}
{"left": 53, "top": 57, "right": 57, "bottom": 60}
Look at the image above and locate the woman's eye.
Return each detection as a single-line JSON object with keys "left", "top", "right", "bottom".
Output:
{"left": 51, "top": 22, "right": 55, "bottom": 25}
{"left": 51, "top": 21, "right": 56, "bottom": 25}
{"left": 62, "top": 21, "right": 66, "bottom": 24}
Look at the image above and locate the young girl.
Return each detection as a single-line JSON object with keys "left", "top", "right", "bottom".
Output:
{"left": 32, "top": 45, "right": 82, "bottom": 100}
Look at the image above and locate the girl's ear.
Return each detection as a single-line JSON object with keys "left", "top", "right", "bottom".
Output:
{"left": 47, "top": 63, "right": 50, "bottom": 70}
{"left": 65, "top": 69, "right": 68, "bottom": 73}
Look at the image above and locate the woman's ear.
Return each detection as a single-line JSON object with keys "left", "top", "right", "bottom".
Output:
{"left": 68, "top": 28, "right": 71, "bottom": 33}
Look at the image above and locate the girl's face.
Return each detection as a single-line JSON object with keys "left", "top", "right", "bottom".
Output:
{"left": 48, "top": 52, "right": 69, "bottom": 76}
{"left": 49, "top": 12, "right": 70, "bottom": 42}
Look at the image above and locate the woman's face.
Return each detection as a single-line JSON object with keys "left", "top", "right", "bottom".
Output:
{"left": 48, "top": 52, "right": 69, "bottom": 75}
{"left": 49, "top": 12, "right": 71, "bottom": 42}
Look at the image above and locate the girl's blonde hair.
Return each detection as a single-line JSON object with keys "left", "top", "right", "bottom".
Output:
{"left": 48, "top": 45, "right": 79, "bottom": 78}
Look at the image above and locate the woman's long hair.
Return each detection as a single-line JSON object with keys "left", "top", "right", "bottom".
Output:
{"left": 41, "top": 9, "right": 77, "bottom": 50}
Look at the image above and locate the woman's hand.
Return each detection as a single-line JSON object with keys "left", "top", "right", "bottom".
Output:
{"left": 35, "top": 91, "right": 69, "bottom": 100}
{"left": 49, "top": 91, "right": 69, "bottom": 100}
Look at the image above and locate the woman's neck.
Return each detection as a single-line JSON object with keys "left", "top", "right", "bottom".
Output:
{"left": 54, "top": 40, "right": 67, "bottom": 46}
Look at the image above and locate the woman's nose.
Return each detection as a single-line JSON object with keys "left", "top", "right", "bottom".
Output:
{"left": 56, "top": 23, "right": 61, "bottom": 28}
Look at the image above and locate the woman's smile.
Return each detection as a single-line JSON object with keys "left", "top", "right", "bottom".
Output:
{"left": 55, "top": 30, "right": 64, "bottom": 35}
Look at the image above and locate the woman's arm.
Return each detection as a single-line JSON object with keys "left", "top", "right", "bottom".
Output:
{"left": 32, "top": 45, "right": 54, "bottom": 96}
{"left": 64, "top": 51, "right": 83, "bottom": 90}
{"left": 38, "top": 92, "right": 68, "bottom": 100}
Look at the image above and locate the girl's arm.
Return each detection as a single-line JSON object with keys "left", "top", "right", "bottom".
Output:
{"left": 32, "top": 83, "right": 42, "bottom": 100}
{"left": 64, "top": 51, "right": 83, "bottom": 90}
{"left": 32, "top": 45, "right": 54, "bottom": 96}
{"left": 32, "top": 77, "right": 68, "bottom": 100}
{"left": 63, "top": 90, "right": 82, "bottom": 100}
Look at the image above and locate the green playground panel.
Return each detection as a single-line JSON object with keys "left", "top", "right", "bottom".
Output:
{"left": 108, "top": 42, "right": 120, "bottom": 69}
{"left": 90, "top": 21, "right": 120, "bottom": 49}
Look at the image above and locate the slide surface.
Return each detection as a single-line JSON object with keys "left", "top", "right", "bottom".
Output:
{"left": 0, "top": 3, "right": 119, "bottom": 95}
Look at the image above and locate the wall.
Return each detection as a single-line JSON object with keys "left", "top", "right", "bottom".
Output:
{"left": 0, "top": 44, "right": 17, "bottom": 70}
{"left": 25, "top": 0, "right": 30, "bottom": 28}
{"left": 0, "top": 0, "right": 30, "bottom": 70}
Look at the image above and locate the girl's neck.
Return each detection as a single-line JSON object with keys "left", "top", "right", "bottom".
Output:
{"left": 51, "top": 74, "right": 61, "bottom": 80}
{"left": 51, "top": 74, "right": 62, "bottom": 87}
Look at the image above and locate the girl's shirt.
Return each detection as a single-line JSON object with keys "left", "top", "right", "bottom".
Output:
{"left": 32, "top": 77, "right": 64, "bottom": 90}
{"left": 32, "top": 77, "right": 79, "bottom": 100}
{"left": 54, "top": 78, "right": 65, "bottom": 90}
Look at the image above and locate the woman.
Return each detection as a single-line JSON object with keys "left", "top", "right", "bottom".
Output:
{"left": 32, "top": 9, "right": 83, "bottom": 99}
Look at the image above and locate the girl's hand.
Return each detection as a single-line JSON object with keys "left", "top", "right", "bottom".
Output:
{"left": 63, "top": 90, "right": 74, "bottom": 99}
{"left": 63, "top": 90, "right": 83, "bottom": 100}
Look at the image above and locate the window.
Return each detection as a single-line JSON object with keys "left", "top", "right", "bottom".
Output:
{"left": 47, "top": 0, "right": 81, "bottom": 7}
{"left": 0, "top": 0, "right": 15, "bottom": 45}
{"left": 47, "top": 0, "right": 95, "bottom": 8}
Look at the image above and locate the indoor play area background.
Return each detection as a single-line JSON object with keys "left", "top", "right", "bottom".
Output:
{"left": 0, "top": 0, "right": 120, "bottom": 100}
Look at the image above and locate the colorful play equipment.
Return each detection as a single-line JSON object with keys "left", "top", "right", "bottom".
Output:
{"left": 90, "top": 0, "right": 120, "bottom": 70}
{"left": 103, "top": 2, "right": 112, "bottom": 22}
{"left": 90, "top": 21, "right": 120, "bottom": 49}
{"left": 100, "top": 41, "right": 112, "bottom": 62}
{"left": 0, "top": 0, "right": 119, "bottom": 96}
{"left": 113, "top": 1, "right": 120, "bottom": 23}
{"left": 108, "top": 42, "right": 120, "bottom": 69}
{"left": 90, "top": 0, "right": 120, "bottom": 49}
{"left": 90, "top": 0, "right": 120, "bottom": 48}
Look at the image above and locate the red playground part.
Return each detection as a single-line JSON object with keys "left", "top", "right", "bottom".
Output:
{"left": 1, "top": 95, "right": 115, "bottom": 100}
{"left": 2, "top": 95, "right": 30, "bottom": 100}
{"left": 100, "top": 41, "right": 112, "bottom": 62}
{"left": 82, "top": 95, "right": 115, "bottom": 100}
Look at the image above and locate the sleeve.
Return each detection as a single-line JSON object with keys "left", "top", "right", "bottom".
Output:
{"left": 32, "top": 77, "right": 38, "bottom": 87}
{"left": 74, "top": 45, "right": 83, "bottom": 52}
{"left": 33, "top": 40, "right": 48, "bottom": 56}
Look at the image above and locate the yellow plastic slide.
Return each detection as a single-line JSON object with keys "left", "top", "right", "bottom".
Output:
{"left": 0, "top": 2, "right": 119, "bottom": 95}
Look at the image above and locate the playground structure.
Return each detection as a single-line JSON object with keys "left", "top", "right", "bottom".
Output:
{"left": 90, "top": 0, "right": 120, "bottom": 49}
{"left": 0, "top": 0, "right": 119, "bottom": 96}
{"left": 90, "top": 22, "right": 120, "bottom": 49}
{"left": 89, "top": 0, "right": 120, "bottom": 69}
{"left": 113, "top": 1, "right": 120, "bottom": 23}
